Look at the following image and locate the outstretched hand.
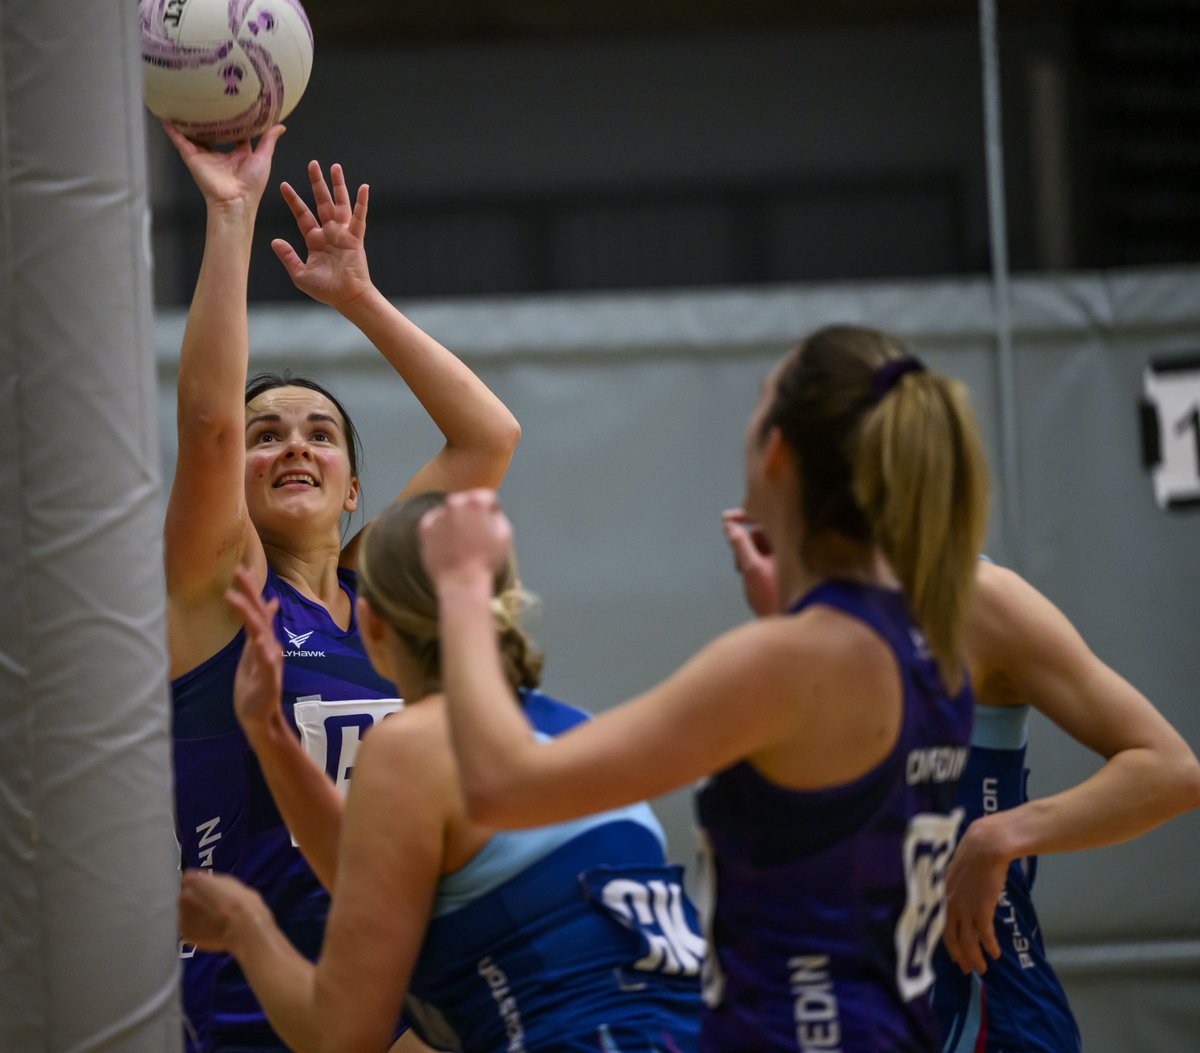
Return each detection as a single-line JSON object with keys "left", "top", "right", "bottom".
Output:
{"left": 225, "top": 565, "right": 284, "bottom": 738}
{"left": 162, "top": 121, "right": 284, "bottom": 210}
{"left": 272, "top": 161, "right": 373, "bottom": 310}
{"left": 179, "top": 868, "right": 267, "bottom": 954}
{"left": 419, "top": 489, "right": 513, "bottom": 588}
{"left": 941, "top": 818, "right": 1007, "bottom": 974}
{"left": 721, "top": 509, "right": 779, "bottom": 617}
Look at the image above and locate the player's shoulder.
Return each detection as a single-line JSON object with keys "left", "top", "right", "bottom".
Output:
{"left": 357, "top": 697, "right": 452, "bottom": 781}
{"left": 970, "top": 559, "right": 1040, "bottom": 643}
{"left": 729, "top": 607, "right": 894, "bottom": 701}
{"left": 786, "top": 601, "right": 894, "bottom": 669}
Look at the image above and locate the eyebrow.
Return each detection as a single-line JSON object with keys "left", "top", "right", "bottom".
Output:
{"left": 245, "top": 412, "right": 342, "bottom": 431}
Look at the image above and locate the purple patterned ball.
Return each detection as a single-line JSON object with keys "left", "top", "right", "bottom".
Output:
{"left": 140, "top": 0, "right": 313, "bottom": 145}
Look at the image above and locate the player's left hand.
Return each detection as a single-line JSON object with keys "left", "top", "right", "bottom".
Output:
{"left": 178, "top": 868, "right": 268, "bottom": 953}
{"left": 721, "top": 508, "right": 778, "bottom": 617}
{"left": 226, "top": 564, "right": 284, "bottom": 738}
{"left": 942, "top": 815, "right": 1007, "bottom": 974}
{"left": 272, "top": 160, "right": 374, "bottom": 312}
{"left": 419, "top": 489, "right": 513, "bottom": 587}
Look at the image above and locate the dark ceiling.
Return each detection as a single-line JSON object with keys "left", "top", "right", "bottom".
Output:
{"left": 298, "top": 0, "right": 1048, "bottom": 44}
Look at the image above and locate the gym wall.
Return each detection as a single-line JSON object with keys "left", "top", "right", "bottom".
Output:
{"left": 155, "top": 265, "right": 1200, "bottom": 1052}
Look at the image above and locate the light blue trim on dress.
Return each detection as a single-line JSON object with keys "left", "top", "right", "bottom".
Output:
{"left": 433, "top": 803, "right": 665, "bottom": 917}
{"left": 942, "top": 973, "right": 986, "bottom": 1053}
{"left": 971, "top": 703, "right": 1030, "bottom": 750}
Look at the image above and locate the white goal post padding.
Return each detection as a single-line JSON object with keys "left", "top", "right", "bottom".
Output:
{"left": 0, "top": 2, "right": 180, "bottom": 1050}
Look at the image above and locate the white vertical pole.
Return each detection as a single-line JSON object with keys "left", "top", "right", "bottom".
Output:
{"left": 0, "top": 2, "right": 181, "bottom": 1050}
{"left": 979, "top": 0, "right": 1023, "bottom": 570}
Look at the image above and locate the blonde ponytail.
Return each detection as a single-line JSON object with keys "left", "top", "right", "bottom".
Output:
{"left": 491, "top": 589, "right": 544, "bottom": 690}
{"left": 855, "top": 369, "right": 989, "bottom": 689}
{"left": 763, "top": 325, "right": 990, "bottom": 690}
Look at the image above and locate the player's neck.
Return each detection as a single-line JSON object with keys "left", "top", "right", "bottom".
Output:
{"left": 266, "top": 547, "right": 348, "bottom": 622}
{"left": 784, "top": 537, "right": 896, "bottom": 606}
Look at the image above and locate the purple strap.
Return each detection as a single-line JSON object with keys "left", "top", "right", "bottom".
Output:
{"left": 871, "top": 356, "right": 926, "bottom": 400}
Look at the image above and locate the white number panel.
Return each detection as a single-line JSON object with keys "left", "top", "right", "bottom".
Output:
{"left": 582, "top": 867, "right": 707, "bottom": 984}
{"left": 1142, "top": 356, "right": 1200, "bottom": 510}
{"left": 894, "top": 809, "right": 964, "bottom": 1001}
{"left": 695, "top": 831, "right": 725, "bottom": 1008}
{"left": 293, "top": 696, "right": 403, "bottom": 793}
{"left": 599, "top": 876, "right": 707, "bottom": 976}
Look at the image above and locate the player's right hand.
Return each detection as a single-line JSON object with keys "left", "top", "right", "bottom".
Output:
{"left": 162, "top": 120, "right": 284, "bottom": 212}
{"left": 179, "top": 867, "right": 268, "bottom": 954}
{"left": 942, "top": 815, "right": 1007, "bottom": 974}
{"left": 419, "top": 489, "right": 513, "bottom": 588}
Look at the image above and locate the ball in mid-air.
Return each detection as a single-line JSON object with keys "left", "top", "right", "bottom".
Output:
{"left": 140, "top": 0, "right": 313, "bottom": 145}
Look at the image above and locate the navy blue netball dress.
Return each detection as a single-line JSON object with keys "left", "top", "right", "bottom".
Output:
{"left": 173, "top": 565, "right": 400, "bottom": 1052}
{"left": 697, "top": 580, "right": 973, "bottom": 1053}
{"left": 405, "top": 688, "right": 703, "bottom": 1053}
{"left": 931, "top": 704, "right": 1081, "bottom": 1053}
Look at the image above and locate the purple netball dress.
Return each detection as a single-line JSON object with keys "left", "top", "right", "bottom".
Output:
{"left": 173, "top": 565, "right": 400, "bottom": 1052}
{"left": 697, "top": 580, "right": 973, "bottom": 1053}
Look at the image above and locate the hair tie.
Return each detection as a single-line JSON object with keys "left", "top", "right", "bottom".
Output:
{"left": 871, "top": 356, "right": 926, "bottom": 401}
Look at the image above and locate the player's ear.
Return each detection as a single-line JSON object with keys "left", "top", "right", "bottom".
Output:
{"left": 357, "top": 595, "right": 385, "bottom": 643}
{"left": 761, "top": 425, "right": 792, "bottom": 480}
{"left": 344, "top": 478, "right": 359, "bottom": 514}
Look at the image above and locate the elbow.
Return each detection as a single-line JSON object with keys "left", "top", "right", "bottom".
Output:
{"left": 477, "top": 416, "right": 521, "bottom": 489}
{"left": 1151, "top": 741, "right": 1200, "bottom": 818}
{"left": 309, "top": 1009, "right": 388, "bottom": 1053}
{"left": 320, "top": 1041, "right": 377, "bottom": 1053}
{"left": 1177, "top": 751, "right": 1200, "bottom": 814}
{"left": 494, "top": 414, "right": 521, "bottom": 462}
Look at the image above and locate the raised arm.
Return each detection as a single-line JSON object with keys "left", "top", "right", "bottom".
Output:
{"left": 179, "top": 714, "right": 446, "bottom": 1053}
{"left": 944, "top": 561, "right": 1200, "bottom": 972}
{"left": 266, "top": 161, "right": 520, "bottom": 569}
{"left": 163, "top": 124, "right": 283, "bottom": 672}
{"left": 419, "top": 490, "right": 857, "bottom": 828}
{"left": 225, "top": 566, "right": 346, "bottom": 890}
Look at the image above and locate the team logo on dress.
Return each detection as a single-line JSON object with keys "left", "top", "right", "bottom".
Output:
{"left": 283, "top": 627, "right": 325, "bottom": 657}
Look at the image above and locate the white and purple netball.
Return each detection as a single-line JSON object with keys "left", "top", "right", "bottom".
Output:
{"left": 140, "top": 0, "right": 313, "bottom": 145}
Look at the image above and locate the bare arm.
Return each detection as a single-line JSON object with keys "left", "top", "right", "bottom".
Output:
{"left": 163, "top": 125, "right": 282, "bottom": 610}
{"left": 265, "top": 162, "right": 520, "bottom": 571}
{"left": 390, "top": 1032, "right": 440, "bottom": 1053}
{"left": 341, "top": 290, "right": 521, "bottom": 504}
{"left": 420, "top": 490, "right": 847, "bottom": 827}
{"left": 179, "top": 712, "right": 446, "bottom": 1053}
{"left": 223, "top": 566, "right": 347, "bottom": 889}
{"left": 944, "top": 561, "right": 1200, "bottom": 972}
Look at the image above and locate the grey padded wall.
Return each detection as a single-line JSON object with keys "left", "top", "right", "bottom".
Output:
{"left": 0, "top": 1, "right": 181, "bottom": 1049}
{"left": 155, "top": 266, "right": 1200, "bottom": 1052}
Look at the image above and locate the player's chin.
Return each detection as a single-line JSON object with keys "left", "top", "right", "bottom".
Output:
{"left": 256, "top": 494, "right": 338, "bottom": 531}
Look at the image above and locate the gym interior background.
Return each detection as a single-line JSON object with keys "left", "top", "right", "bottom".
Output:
{"left": 146, "top": 3, "right": 1200, "bottom": 1050}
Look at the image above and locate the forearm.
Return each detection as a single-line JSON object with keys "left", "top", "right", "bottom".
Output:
{"left": 227, "top": 907, "right": 327, "bottom": 1053}
{"left": 178, "top": 204, "right": 256, "bottom": 424}
{"left": 979, "top": 746, "right": 1199, "bottom": 861}
{"left": 245, "top": 711, "right": 346, "bottom": 891}
{"left": 436, "top": 574, "right": 539, "bottom": 823}
{"left": 340, "top": 289, "right": 520, "bottom": 466}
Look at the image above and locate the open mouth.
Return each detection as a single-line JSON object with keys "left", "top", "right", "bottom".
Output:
{"left": 274, "top": 473, "right": 319, "bottom": 488}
